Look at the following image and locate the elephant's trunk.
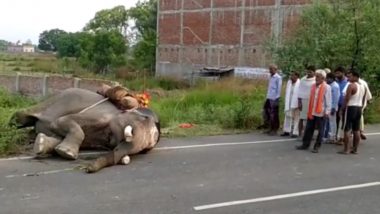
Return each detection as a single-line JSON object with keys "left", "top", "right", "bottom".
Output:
{"left": 86, "top": 148, "right": 128, "bottom": 173}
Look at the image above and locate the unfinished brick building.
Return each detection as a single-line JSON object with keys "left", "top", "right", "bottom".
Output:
{"left": 156, "top": 0, "right": 311, "bottom": 77}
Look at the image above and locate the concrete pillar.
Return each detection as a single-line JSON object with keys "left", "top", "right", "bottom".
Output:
{"left": 42, "top": 74, "right": 48, "bottom": 96}
{"left": 15, "top": 72, "right": 21, "bottom": 92}
{"left": 74, "top": 78, "right": 81, "bottom": 88}
{"left": 238, "top": 0, "right": 246, "bottom": 66}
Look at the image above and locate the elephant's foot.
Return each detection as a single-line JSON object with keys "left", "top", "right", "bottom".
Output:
{"left": 121, "top": 155, "right": 130, "bottom": 165}
{"left": 34, "top": 133, "right": 60, "bottom": 156}
{"left": 55, "top": 144, "right": 79, "bottom": 160}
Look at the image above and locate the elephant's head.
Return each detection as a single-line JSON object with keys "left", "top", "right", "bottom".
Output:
{"left": 120, "top": 110, "right": 160, "bottom": 147}
{"left": 86, "top": 108, "right": 160, "bottom": 173}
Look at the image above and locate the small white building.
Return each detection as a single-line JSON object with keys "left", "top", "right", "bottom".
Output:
{"left": 22, "top": 44, "right": 35, "bottom": 53}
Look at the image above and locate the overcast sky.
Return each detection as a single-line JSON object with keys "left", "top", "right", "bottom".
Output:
{"left": 0, "top": 0, "right": 139, "bottom": 44}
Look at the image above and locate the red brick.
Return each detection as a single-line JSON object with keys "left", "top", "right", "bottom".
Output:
{"left": 183, "top": 47, "right": 207, "bottom": 65}
{"left": 0, "top": 75, "right": 15, "bottom": 92}
{"left": 47, "top": 76, "right": 74, "bottom": 95}
{"left": 183, "top": 12, "right": 210, "bottom": 45}
{"left": 282, "top": 0, "right": 311, "bottom": 5}
{"left": 211, "top": 11, "right": 241, "bottom": 45}
{"left": 213, "top": 0, "right": 243, "bottom": 8}
{"left": 159, "top": 14, "right": 181, "bottom": 44}
{"left": 158, "top": 47, "right": 180, "bottom": 63}
{"left": 160, "top": 0, "right": 182, "bottom": 11}
{"left": 244, "top": 10, "right": 272, "bottom": 45}
{"left": 19, "top": 76, "right": 43, "bottom": 96}
{"left": 282, "top": 11, "right": 302, "bottom": 39}
{"left": 245, "top": 0, "right": 276, "bottom": 7}
{"left": 183, "top": 0, "right": 211, "bottom": 10}
{"left": 243, "top": 47, "right": 267, "bottom": 67}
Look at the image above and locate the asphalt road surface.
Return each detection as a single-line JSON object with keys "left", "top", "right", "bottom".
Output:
{"left": 1, "top": 125, "right": 380, "bottom": 214}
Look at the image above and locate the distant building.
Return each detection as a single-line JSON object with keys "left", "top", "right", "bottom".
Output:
{"left": 7, "top": 43, "right": 23, "bottom": 52}
{"left": 6, "top": 40, "right": 35, "bottom": 53}
{"left": 22, "top": 44, "right": 35, "bottom": 53}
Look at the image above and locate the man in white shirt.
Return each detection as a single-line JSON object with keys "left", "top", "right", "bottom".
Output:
{"left": 358, "top": 78, "right": 372, "bottom": 140}
{"left": 297, "top": 66, "right": 316, "bottom": 138}
{"left": 281, "top": 72, "right": 300, "bottom": 138}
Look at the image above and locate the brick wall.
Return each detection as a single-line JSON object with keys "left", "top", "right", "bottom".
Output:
{"left": 0, "top": 73, "right": 119, "bottom": 97}
{"left": 157, "top": 0, "right": 311, "bottom": 77}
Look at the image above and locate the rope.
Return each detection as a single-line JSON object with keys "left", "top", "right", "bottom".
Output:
{"left": 78, "top": 98, "right": 109, "bottom": 114}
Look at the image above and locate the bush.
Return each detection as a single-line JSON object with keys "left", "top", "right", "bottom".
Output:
{"left": 0, "top": 89, "right": 36, "bottom": 156}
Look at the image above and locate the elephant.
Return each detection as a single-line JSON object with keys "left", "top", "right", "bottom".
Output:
{"left": 9, "top": 88, "right": 160, "bottom": 173}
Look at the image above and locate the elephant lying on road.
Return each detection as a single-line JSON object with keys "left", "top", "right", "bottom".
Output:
{"left": 9, "top": 88, "right": 160, "bottom": 173}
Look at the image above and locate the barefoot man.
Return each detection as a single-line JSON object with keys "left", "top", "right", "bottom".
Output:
{"left": 338, "top": 70, "right": 366, "bottom": 154}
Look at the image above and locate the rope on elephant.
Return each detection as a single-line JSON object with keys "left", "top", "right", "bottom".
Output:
{"left": 78, "top": 98, "right": 110, "bottom": 114}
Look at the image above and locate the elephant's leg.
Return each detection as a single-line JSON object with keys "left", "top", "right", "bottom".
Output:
{"left": 51, "top": 116, "right": 85, "bottom": 160}
{"left": 34, "top": 133, "right": 61, "bottom": 156}
{"left": 86, "top": 143, "right": 137, "bottom": 173}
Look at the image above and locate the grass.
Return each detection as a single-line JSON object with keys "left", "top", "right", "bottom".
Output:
{"left": 150, "top": 78, "right": 267, "bottom": 137}
{"left": 365, "top": 97, "right": 380, "bottom": 124}
{"left": 0, "top": 88, "right": 36, "bottom": 156}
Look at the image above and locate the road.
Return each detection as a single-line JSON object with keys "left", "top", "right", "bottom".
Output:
{"left": 1, "top": 125, "right": 380, "bottom": 214}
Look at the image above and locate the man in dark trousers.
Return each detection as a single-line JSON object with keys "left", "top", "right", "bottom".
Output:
{"left": 296, "top": 69, "right": 331, "bottom": 153}
{"left": 334, "top": 66, "right": 348, "bottom": 143}
{"left": 338, "top": 70, "right": 366, "bottom": 154}
{"left": 260, "top": 64, "right": 282, "bottom": 135}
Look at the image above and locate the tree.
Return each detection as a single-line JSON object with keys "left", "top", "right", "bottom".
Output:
{"left": 127, "top": 0, "right": 157, "bottom": 72}
{"left": 38, "top": 29, "right": 67, "bottom": 51}
{"left": 84, "top": 5, "right": 128, "bottom": 36}
{"left": 0, "top": 39, "right": 9, "bottom": 52}
{"left": 269, "top": 0, "right": 380, "bottom": 87}
{"left": 78, "top": 31, "right": 127, "bottom": 74}
{"left": 56, "top": 32, "right": 86, "bottom": 58}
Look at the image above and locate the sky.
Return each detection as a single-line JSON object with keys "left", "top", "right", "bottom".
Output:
{"left": 0, "top": 0, "right": 139, "bottom": 44}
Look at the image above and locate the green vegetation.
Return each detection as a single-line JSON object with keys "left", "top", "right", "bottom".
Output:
{"left": 0, "top": 88, "right": 36, "bottom": 156}
{"left": 0, "top": 39, "right": 9, "bottom": 52}
{"left": 269, "top": 0, "right": 380, "bottom": 91}
{"left": 36, "top": 0, "right": 157, "bottom": 74}
{"left": 0, "top": 53, "right": 85, "bottom": 74}
{"left": 0, "top": 75, "right": 379, "bottom": 156}
{"left": 0, "top": 78, "right": 266, "bottom": 155}
{"left": 151, "top": 78, "right": 266, "bottom": 135}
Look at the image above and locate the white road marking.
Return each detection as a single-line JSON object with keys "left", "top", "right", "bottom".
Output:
{"left": 1, "top": 156, "right": 34, "bottom": 161}
{"left": 193, "top": 181, "right": 380, "bottom": 211}
{"left": 5, "top": 168, "right": 73, "bottom": 178}
{"left": 155, "top": 138, "right": 295, "bottom": 151}
{"left": 365, "top": 132, "right": 380, "bottom": 136}
{"left": 1, "top": 131, "right": 380, "bottom": 162}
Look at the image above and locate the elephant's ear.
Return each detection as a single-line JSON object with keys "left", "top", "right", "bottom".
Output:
{"left": 9, "top": 112, "right": 38, "bottom": 129}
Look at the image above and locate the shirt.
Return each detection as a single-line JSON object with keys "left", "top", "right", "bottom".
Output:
{"left": 311, "top": 83, "right": 332, "bottom": 117}
{"left": 329, "top": 81, "right": 340, "bottom": 110}
{"left": 298, "top": 76, "right": 316, "bottom": 99}
{"left": 336, "top": 77, "right": 348, "bottom": 106}
{"left": 343, "top": 79, "right": 372, "bottom": 108}
{"left": 266, "top": 73, "right": 282, "bottom": 100}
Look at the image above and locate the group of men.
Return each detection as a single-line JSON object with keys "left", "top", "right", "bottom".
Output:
{"left": 261, "top": 64, "right": 372, "bottom": 154}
